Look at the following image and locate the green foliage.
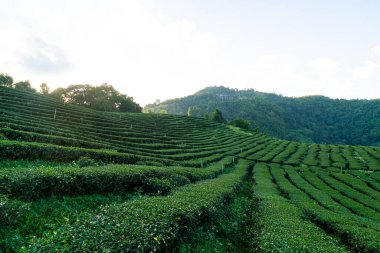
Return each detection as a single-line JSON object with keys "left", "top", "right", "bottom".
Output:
{"left": 252, "top": 163, "right": 348, "bottom": 252}
{"left": 145, "top": 86, "right": 380, "bottom": 146}
{"left": 187, "top": 106, "right": 192, "bottom": 116}
{"left": 180, "top": 171, "right": 256, "bottom": 252}
{"left": 180, "top": 196, "right": 254, "bottom": 253}
{"left": 76, "top": 156, "right": 97, "bottom": 168}
{"left": 49, "top": 83, "right": 142, "bottom": 112}
{"left": 158, "top": 109, "right": 168, "bottom": 114}
{"left": 0, "top": 73, "right": 13, "bottom": 87}
{"left": 1, "top": 87, "right": 262, "bottom": 169}
{"left": 211, "top": 109, "right": 227, "bottom": 124}
{"left": 39, "top": 83, "right": 50, "bottom": 95}
{"left": 0, "top": 133, "right": 7, "bottom": 140}
{"left": 228, "top": 118, "right": 250, "bottom": 130}
{"left": 271, "top": 164, "right": 380, "bottom": 252}
{"left": 14, "top": 80, "right": 36, "bottom": 93}
{"left": 26, "top": 160, "right": 249, "bottom": 252}
{"left": 0, "top": 159, "right": 62, "bottom": 170}
{"left": 0, "top": 158, "right": 233, "bottom": 201}
{"left": 0, "top": 140, "right": 141, "bottom": 164}
{"left": 49, "top": 87, "right": 65, "bottom": 101}
{"left": 2, "top": 85, "right": 380, "bottom": 252}
{"left": 187, "top": 106, "right": 202, "bottom": 117}
{"left": 0, "top": 193, "right": 137, "bottom": 251}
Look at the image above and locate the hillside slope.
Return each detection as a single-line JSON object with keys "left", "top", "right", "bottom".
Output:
{"left": 145, "top": 86, "right": 380, "bottom": 146}
{"left": 2, "top": 86, "right": 380, "bottom": 170}
{"left": 1, "top": 86, "right": 380, "bottom": 252}
{"left": 0, "top": 86, "right": 264, "bottom": 167}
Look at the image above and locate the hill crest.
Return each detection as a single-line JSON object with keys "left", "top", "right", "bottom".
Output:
{"left": 145, "top": 86, "right": 380, "bottom": 146}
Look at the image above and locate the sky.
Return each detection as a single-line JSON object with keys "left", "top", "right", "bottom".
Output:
{"left": 1, "top": 0, "right": 380, "bottom": 105}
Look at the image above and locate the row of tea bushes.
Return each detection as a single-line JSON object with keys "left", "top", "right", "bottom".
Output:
{"left": 271, "top": 164, "right": 380, "bottom": 252}
{"left": 0, "top": 157, "right": 235, "bottom": 200}
{"left": 26, "top": 160, "right": 251, "bottom": 252}
{"left": 252, "top": 163, "right": 347, "bottom": 252}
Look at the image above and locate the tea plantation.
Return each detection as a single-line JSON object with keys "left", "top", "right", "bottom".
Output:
{"left": 1, "top": 86, "right": 380, "bottom": 252}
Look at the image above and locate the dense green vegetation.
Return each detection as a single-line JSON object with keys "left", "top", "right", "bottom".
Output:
{"left": 1, "top": 86, "right": 380, "bottom": 252}
{"left": 49, "top": 83, "right": 142, "bottom": 113}
{"left": 145, "top": 86, "right": 380, "bottom": 146}
{"left": 0, "top": 73, "right": 142, "bottom": 113}
{"left": 253, "top": 163, "right": 347, "bottom": 252}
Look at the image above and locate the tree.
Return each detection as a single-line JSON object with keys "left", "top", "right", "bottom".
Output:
{"left": 49, "top": 83, "right": 142, "bottom": 113}
{"left": 14, "top": 80, "right": 36, "bottom": 93}
{"left": 118, "top": 94, "right": 142, "bottom": 113}
{"left": 50, "top": 87, "right": 66, "bottom": 101}
{"left": 187, "top": 106, "right": 202, "bottom": 117}
{"left": 187, "top": 106, "right": 193, "bottom": 116}
{"left": 229, "top": 119, "right": 251, "bottom": 130}
{"left": 40, "top": 83, "right": 50, "bottom": 95}
{"left": 0, "top": 73, "right": 13, "bottom": 87}
{"left": 211, "top": 109, "right": 227, "bottom": 124}
{"left": 62, "top": 84, "right": 92, "bottom": 106}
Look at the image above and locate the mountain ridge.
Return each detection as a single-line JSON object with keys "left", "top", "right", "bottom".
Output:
{"left": 145, "top": 86, "right": 380, "bottom": 146}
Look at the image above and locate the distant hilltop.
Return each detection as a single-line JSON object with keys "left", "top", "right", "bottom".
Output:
{"left": 145, "top": 86, "right": 380, "bottom": 146}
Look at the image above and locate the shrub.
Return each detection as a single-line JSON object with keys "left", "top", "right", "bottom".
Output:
{"left": 0, "top": 133, "right": 8, "bottom": 140}
{"left": 76, "top": 157, "right": 97, "bottom": 168}
{"left": 228, "top": 119, "right": 250, "bottom": 130}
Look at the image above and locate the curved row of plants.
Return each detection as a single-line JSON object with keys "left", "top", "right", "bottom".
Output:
{"left": 268, "top": 163, "right": 380, "bottom": 252}
{"left": 24, "top": 160, "right": 251, "bottom": 252}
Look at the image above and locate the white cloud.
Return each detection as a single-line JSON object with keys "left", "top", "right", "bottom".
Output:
{"left": 19, "top": 37, "right": 72, "bottom": 73}
{"left": 308, "top": 57, "right": 340, "bottom": 76}
{"left": 1, "top": 0, "right": 380, "bottom": 104}
{"left": 233, "top": 54, "right": 307, "bottom": 93}
{"left": 231, "top": 54, "right": 378, "bottom": 100}
{"left": 373, "top": 46, "right": 380, "bottom": 57}
{"left": 353, "top": 46, "right": 380, "bottom": 80}
{"left": 232, "top": 55, "right": 345, "bottom": 98}
{"left": 0, "top": 0, "right": 224, "bottom": 104}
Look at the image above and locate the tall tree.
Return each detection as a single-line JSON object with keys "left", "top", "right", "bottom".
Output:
{"left": 118, "top": 94, "right": 142, "bottom": 113}
{"left": 0, "top": 73, "right": 13, "bottom": 87}
{"left": 49, "top": 87, "right": 66, "bottom": 101}
{"left": 62, "top": 84, "right": 92, "bottom": 106}
{"left": 211, "top": 109, "right": 227, "bottom": 124}
{"left": 14, "top": 80, "right": 36, "bottom": 93}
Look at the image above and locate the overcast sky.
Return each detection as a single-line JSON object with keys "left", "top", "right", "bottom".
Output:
{"left": 1, "top": 0, "right": 380, "bottom": 105}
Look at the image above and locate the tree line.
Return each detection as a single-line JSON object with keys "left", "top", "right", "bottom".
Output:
{"left": 0, "top": 73, "right": 142, "bottom": 113}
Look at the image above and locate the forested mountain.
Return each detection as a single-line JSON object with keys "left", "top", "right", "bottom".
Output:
{"left": 145, "top": 86, "right": 380, "bottom": 146}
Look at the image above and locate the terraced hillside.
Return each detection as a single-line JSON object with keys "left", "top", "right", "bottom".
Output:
{"left": 1, "top": 86, "right": 380, "bottom": 252}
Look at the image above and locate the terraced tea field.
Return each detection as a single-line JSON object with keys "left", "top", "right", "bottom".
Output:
{"left": 1, "top": 87, "right": 380, "bottom": 252}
